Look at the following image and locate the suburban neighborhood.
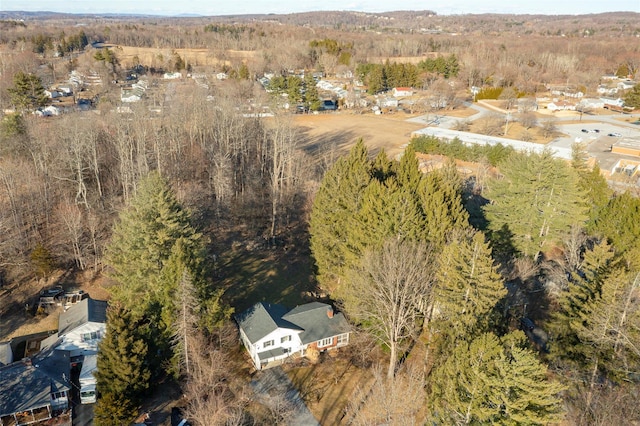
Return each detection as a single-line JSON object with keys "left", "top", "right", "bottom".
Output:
{"left": 1, "top": 5, "right": 640, "bottom": 426}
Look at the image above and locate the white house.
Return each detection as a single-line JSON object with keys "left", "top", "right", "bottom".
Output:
{"left": 378, "top": 97, "right": 399, "bottom": 108}
{"left": 618, "top": 79, "right": 637, "bottom": 91}
{"left": 597, "top": 85, "right": 618, "bottom": 96}
{"left": 578, "top": 98, "right": 605, "bottom": 109}
{"left": 52, "top": 298, "right": 107, "bottom": 357}
{"left": 601, "top": 97, "right": 625, "bottom": 108}
{"left": 235, "top": 302, "right": 351, "bottom": 370}
{"left": 163, "top": 72, "right": 182, "bottom": 79}
{"left": 547, "top": 100, "right": 576, "bottom": 111}
{"left": 393, "top": 87, "right": 413, "bottom": 97}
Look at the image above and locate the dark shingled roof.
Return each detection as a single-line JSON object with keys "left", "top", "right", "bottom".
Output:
{"left": 58, "top": 298, "right": 107, "bottom": 336}
{"left": 235, "top": 302, "right": 303, "bottom": 344}
{"left": 236, "top": 301, "right": 350, "bottom": 345}
{"left": 283, "top": 302, "right": 350, "bottom": 345}
{"left": 0, "top": 348, "right": 69, "bottom": 417}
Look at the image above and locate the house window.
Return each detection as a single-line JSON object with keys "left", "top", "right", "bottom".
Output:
{"left": 318, "top": 337, "right": 333, "bottom": 348}
{"left": 263, "top": 340, "right": 274, "bottom": 348}
{"left": 337, "top": 333, "right": 348, "bottom": 345}
{"left": 81, "top": 331, "right": 100, "bottom": 341}
{"left": 51, "top": 391, "right": 66, "bottom": 399}
{"left": 281, "top": 335, "right": 291, "bottom": 344}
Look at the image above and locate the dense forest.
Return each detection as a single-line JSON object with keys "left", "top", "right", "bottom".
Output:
{"left": 1, "top": 9, "right": 640, "bottom": 425}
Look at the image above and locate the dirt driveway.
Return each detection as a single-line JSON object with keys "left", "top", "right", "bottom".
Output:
{"left": 251, "top": 366, "right": 320, "bottom": 426}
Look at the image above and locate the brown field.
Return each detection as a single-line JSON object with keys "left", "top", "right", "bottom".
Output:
{"left": 294, "top": 111, "right": 429, "bottom": 159}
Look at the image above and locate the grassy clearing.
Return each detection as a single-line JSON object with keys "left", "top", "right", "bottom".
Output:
{"left": 218, "top": 244, "right": 317, "bottom": 314}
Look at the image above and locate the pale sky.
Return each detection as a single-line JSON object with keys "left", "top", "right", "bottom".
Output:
{"left": 1, "top": 0, "right": 639, "bottom": 16}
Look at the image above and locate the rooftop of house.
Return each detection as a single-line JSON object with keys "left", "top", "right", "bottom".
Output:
{"left": 236, "top": 301, "right": 350, "bottom": 345}
{"left": 58, "top": 298, "right": 107, "bottom": 337}
{"left": 0, "top": 348, "right": 69, "bottom": 417}
{"left": 235, "top": 302, "right": 302, "bottom": 344}
{"left": 283, "top": 302, "right": 350, "bottom": 344}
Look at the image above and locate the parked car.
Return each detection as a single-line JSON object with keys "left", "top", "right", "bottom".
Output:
{"left": 581, "top": 129, "right": 589, "bottom": 133}
{"left": 321, "top": 99, "right": 337, "bottom": 111}
{"left": 608, "top": 132, "right": 622, "bottom": 137}
{"left": 39, "top": 285, "right": 64, "bottom": 298}
{"left": 520, "top": 317, "right": 535, "bottom": 332}
{"left": 171, "top": 407, "right": 191, "bottom": 426}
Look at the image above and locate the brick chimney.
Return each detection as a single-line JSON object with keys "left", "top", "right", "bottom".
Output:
{"left": 327, "top": 306, "right": 334, "bottom": 318}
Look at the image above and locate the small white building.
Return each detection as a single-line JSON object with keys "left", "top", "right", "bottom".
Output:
{"left": 393, "top": 87, "right": 414, "bottom": 97}
{"left": 578, "top": 98, "right": 605, "bottom": 109}
{"left": 601, "top": 97, "right": 625, "bottom": 108}
{"left": 163, "top": 72, "right": 182, "bottom": 79}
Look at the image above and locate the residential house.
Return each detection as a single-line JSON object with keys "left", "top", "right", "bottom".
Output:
{"left": 578, "top": 98, "right": 605, "bottom": 109}
{"left": 0, "top": 299, "right": 106, "bottom": 424}
{"left": 236, "top": 302, "right": 350, "bottom": 370}
{"left": 597, "top": 85, "right": 618, "bottom": 96}
{"left": 546, "top": 100, "right": 576, "bottom": 111}
{"left": 393, "top": 87, "right": 413, "bottom": 97}
{"left": 0, "top": 349, "right": 70, "bottom": 426}
{"left": 163, "top": 72, "right": 182, "bottom": 79}
{"left": 601, "top": 97, "right": 625, "bottom": 108}
{"left": 618, "top": 79, "right": 637, "bottom": 91}
{"left": 378, "top": 97, "right": 399, "bottom": 108}
{"left": 49, "top": 297, "right": 107, "bottom": 357}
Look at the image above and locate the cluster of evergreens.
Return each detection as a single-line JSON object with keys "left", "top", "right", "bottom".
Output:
{"left": 410, "top": 135, "right": 515, "bottom": 166}
{"left": 308, "top": 38, "right": 353, "bottom": 67}
{"left": 355, "top": 55, "right": 459, "bottom": 94}
{"left": 356, "top": 62, "right": 421, "bottom": 94}
{"left": 29, "top": 30, "right": 89, "bottom": 56}
{"left": 416, "top": 54, "right": 460, "bottom": 79}
{"left": 310, "top": 139, "right": 640, "bottom": 423}
{"left": 267, "top": 74, "right": 321, "bottom": 109}
{"left": 94, "top": 172, "right": 232, "bottom": 425}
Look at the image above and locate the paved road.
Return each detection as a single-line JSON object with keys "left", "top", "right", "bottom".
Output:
{"left": 251, "top": 366, "right": 320, "bottom": 426}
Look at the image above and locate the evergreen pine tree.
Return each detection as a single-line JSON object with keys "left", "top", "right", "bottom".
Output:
{"left": 8, "top": 71, "right": 48, "bottom": 111}
{"left": 591, "top": 191, "right": 640, "bottom": 256}
{"left": 484, "top": 150, "right": 587, "bottom": 259}
{"left": 94, "top": 305, "right": 150, "bottom": 425}
{"left": 624, "top": 83, "right": 640, "bottom": 109}
{"left": 429, "top": 332, "right": 565, "bottom": 425}
{"left": 348, "top": 180, "right": 427, "bottom": 265}
{"left": 572, "top": 267, "right": 640, "bottom": 382}
{"left": 547, "top": 240, "right": 615, "bottom": 366}
{"left": 106, "top": 171, "right": 203, "bottom": 317}
{"left": 434, "top": 231, "right": 506, "bottom": 337}
{"left": 309, "top": 140, "right": 371, "bottom": 291}
{"left": 416, "top": 159, "right": 469, "bottom": 249}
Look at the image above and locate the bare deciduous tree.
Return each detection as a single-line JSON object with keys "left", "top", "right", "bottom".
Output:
{"left": 347, "top": 365, "right": 425, "bottom": 425}
{"left": 345, "top": 238, "right": 436, "bottom": 379}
